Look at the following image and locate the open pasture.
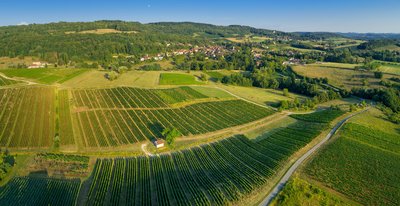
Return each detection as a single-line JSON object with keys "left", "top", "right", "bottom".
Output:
{"left": 292, "top": 63, "right": 397, "bottom": 89}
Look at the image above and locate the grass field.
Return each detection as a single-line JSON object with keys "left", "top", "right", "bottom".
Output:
{"left": 65, "top": 28, "right": 137, "bottom": 35}
{"left": 292, "top": 62, "right": 397, "bottom": 89}
{"left": 0, "top": 68, "right": 87, "bottom": 84}
{"left": 159, "top": 73, "right": 205, "bottom": 85}
{"left": 217, "top": 84, "right": 307, "bottom": 107}
{"left": 0, "top": 87, "right": 56, "bottom": 148}
{"left": 304, "top": 110, "right": 400, "bottom": 205}
{"left": 271, "top": 177, "right": 355, "bottom": 206}
{"left": 226, "top": 35, "right": 270, "bottom": 43}
{"left": 206, "top": 71, "right": 225, "bottom": 82}
{"left": 190, "top": 86, "right": 233, "bottom": 99}
{"left": 374, "top": 44, "right": 400, "bottom": 52}
{"left": 349, "top": 107, "right": 399, "bottom": 135}
{"left": 378, "top": 62, "right": 400, "bottom": 75}
{"left": 62, "top": 70, "right": 162, "bottom": 88}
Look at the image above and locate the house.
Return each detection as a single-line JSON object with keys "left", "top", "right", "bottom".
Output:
{"left": 153, "top": 139, "right": 165, "bottom": 148}
{"left": 28, "top": 61, "right": 47, "bottom": 69}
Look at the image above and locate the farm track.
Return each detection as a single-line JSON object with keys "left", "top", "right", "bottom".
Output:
{"left": 0, "top": 72, "right": 38, "bottom": 85}
{"left": 259, "top": 109, "right": 368, "bottom": 206}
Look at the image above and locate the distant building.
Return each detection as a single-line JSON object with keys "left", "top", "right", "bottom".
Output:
{"left": 28, "top": 62, "right": 48, "bottom": 69}
{"left": 153, "top": 139, "right": 165, "bottom": 148}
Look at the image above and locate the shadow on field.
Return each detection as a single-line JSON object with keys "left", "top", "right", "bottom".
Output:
{"left": 148, "top": 122, "right": 164, "bottom": 141}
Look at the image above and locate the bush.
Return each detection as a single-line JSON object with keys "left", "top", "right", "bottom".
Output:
{"left": 374, "top": 71, "right": 383, "bottom": 79}
{"left": 105, "top": 71, "right": 119, "bottom": 81}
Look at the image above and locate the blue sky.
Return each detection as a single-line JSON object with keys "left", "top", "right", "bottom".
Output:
{"left": 0, "top": 0, "right": 399, "bottom": 33}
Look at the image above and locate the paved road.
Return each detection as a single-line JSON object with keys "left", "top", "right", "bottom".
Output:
{"left": 259, "top": 109, "right": 367, "bottom": 206}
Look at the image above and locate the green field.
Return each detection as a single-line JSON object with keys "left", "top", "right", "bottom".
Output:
{"left": 159, "top": 73, "right": 205, "bottom": 85}
{"left": 292, "top": 62, "right": 398, "bottom": 89}
{"left": 58, "top": 90, "right": 75, "bottom": 146}
{"left": 379, "top": 62, "right": 400, "bottom": 75}
{"left": 0, "top": 177, "right": 81, "bottom": 205}
{"left": 0, "top": 87, "right": 56, "bottom": 148}
{"left": 290, "top": 109, "right": 345, "bottom": 123}
{"left": 71, "top": 87, "right": 274, "bottom": 147}
{"left": 0, "top": 75, "right": 19, "bottom": 86}
{"left": 155, "top": 86, "right": 209, "bottom": 104}
{"left": 206, "top": 71, "right": 225, "bottom": 81}
{"left": 0, "top": 86, "right": 274, "bottom": 149}
{"left": 217, "top": 84, "right": 307, "bottom": 107}
{"left": 305, "top": 121, "right": 400, "bottom": 205}
{"left": 271, "top": 177, "right": 355, "bottom": 206}
{"left": 0, "top": 110, "right": 343, "bottom": 205}
{"left": 191, "top": 86, "right": 233, "bottom": 99}
{"left": 0, "top": 68, "right": 87, "bottom": 84}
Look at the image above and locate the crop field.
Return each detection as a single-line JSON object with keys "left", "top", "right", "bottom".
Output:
{"left": 74, "top": 99, "right": 274, "bottom": 147}
{"left": 290, "top": 109, "right": 344, "bottom": 123}
{"left": 154, "top": 86, "right": 208, "bottom": 104}
{"left": 0, "top": 68, "right": 87, "bottom": 84}
{"left": 0, "top": 87, "right": 56, "bottom": 148}
{"left": 78, "top": 121, "right": 331, "bottom": 206}
{"left": 0, "top": 177, "right": 81, "bottom": 206}
{"left": 305, "top": 122, "right": 400, "bottom": 205}
{"left": 0, "top": 109, "right": 342, "bottom": 205}
{"left": 159, "top": 73, "right": 204, "bottom": 85}
{"left": 70, "top": 87, "right": 274, "bottom": 147}
{"left": 58, "top": 90, "right": 75, "bottom": 146}
{"left": 79, "top": 110, "right": 342, "bottom": 205}
{"left": 0, "top": 75, "right": 19, "bottom": 86}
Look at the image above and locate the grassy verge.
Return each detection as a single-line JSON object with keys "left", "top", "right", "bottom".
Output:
{"left": 270, "top": 176, "right": 357, "bottom": 206}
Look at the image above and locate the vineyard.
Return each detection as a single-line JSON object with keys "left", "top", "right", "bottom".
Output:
{"left": 0, "top": 109, "right": 344, "bottom": 205}
{"left": 305, "top": 122, "right": 400, "bottom": 206}
{"left": 0, "top": 87, "right": 56, "bottom": 148}
{"left": 0, "top": 177, "right": 81, "bottom": 206}
{"left": 290, "top": 109, "right": 345, "bottom": 123}
{"left": 71, "top": 86, "right": 212, "bottom": 109}
{"left": 58, "top": 90, "right": 75, "bottom": 146}
{"left": 70, "top": 87, "right": 274, "bottom": 147}
{"left": 79, "top": 120, "right": 332, "bottom": 205}
{"left": 0, "top": 75, "right": 18, "bottom": 86}
{"left": 0, "top": 86, "right": 274, "bottom": 149}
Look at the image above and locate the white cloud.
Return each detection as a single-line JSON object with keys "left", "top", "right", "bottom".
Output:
{"left": 17, "top": 22, "right": 29, "bottom": 26}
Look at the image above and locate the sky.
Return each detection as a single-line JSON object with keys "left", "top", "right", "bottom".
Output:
{"left": 0, "top": 0, "right": 399, "bottom": 33}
